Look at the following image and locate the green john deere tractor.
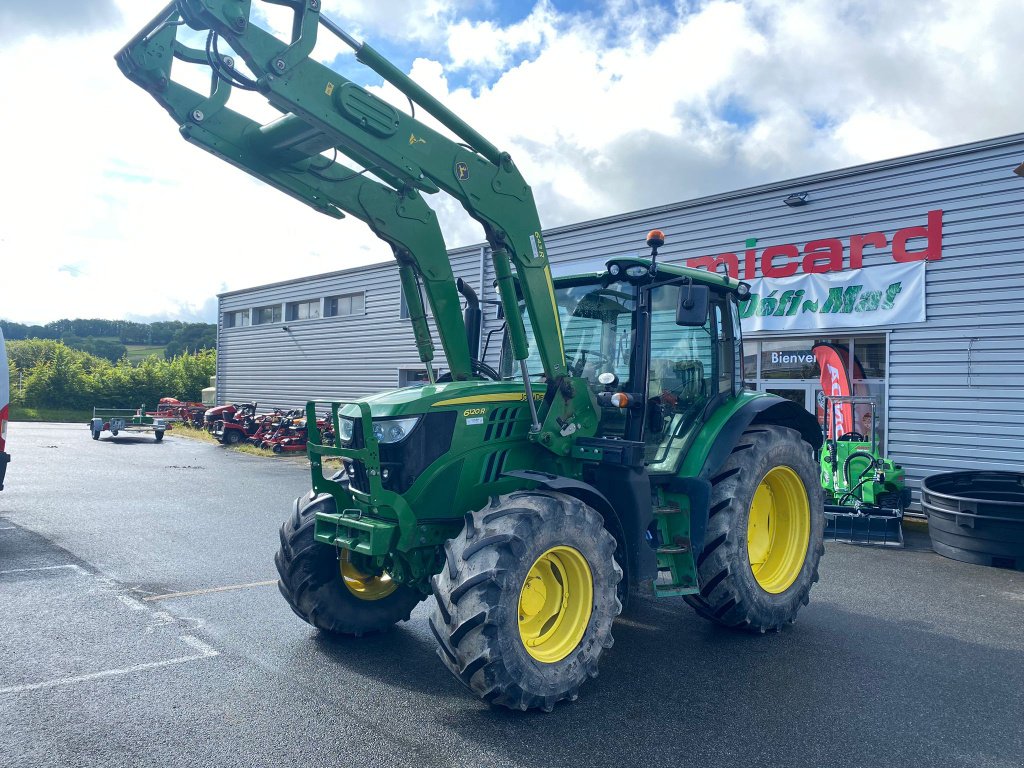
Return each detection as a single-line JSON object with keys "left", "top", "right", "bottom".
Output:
{"left": 118, "top": 1, "right": 825, "bottom": 711}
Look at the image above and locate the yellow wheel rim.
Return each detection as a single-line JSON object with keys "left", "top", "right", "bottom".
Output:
{"left": 339, "top": 551, "right": 398, "bottom": 601}
{"left": 517, "top": 546, "right": 593, "bottom": 664}
{"left": 747, "top": 466, "right": 811, "bottom": 594}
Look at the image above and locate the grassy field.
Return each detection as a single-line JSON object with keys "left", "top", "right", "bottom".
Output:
{"left": 124, "top": 344, "right": 168, "bottom": 363}
{"left": 10, "top": 406, "right": 93, "bottom": 423}
{"left": 168, "top": 424, "right": 306, "bottom": 461}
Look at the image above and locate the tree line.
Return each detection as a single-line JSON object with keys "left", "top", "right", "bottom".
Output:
{"left": 6, "top": 340, "right": 216, "bottom": 411}
{"left": 0, "top": 318, "right": 216, "bottom": 362}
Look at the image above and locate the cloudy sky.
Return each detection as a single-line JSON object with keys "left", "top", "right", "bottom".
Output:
{"left": 2, "top": 0, "right": 1022, "bottom": 325}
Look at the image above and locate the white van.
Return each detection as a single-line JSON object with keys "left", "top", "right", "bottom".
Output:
{"left": 1, "top": 327, "right": 9, "bottom": 490}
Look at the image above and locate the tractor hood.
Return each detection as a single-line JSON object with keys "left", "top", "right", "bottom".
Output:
{"left": 337, "top": 380, "right": 538, "bottom": 420}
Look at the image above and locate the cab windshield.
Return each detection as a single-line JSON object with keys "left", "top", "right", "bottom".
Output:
{"left": 499, "top": 280, "right": 637, "bottom": 387}
{"left": 499, "top": 275, "right": 741, "bottom": 470}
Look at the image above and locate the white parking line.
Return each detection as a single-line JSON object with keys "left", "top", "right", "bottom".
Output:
{"left": 0, "top": 564, "right": 88, "bottom": 576}
{"left": 0, "top": 635, "right": 219, "bottom": 695}
{"left": 116, "top": 594, "right": 150, "bottom": 612}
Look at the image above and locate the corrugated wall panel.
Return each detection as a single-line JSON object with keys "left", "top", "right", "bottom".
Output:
{"left": 217, "top": 246, "right": 484, "bottom": 410}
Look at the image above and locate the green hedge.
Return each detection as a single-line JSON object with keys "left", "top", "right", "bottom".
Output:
{"left": 7, "top": 340, "right": 215, "bottom": 411}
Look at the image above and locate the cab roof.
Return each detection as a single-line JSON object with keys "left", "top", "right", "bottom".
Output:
{"left": 552, "top": 257, "right": 738, "bottom": 291}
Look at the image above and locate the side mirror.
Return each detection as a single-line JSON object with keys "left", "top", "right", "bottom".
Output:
{"left": 676, "top": 285, "right": 709, "bottom": 326}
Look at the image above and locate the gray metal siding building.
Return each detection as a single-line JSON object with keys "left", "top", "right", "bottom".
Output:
{"left": 218, "top": 133, "right": 1024, "bottom": 504}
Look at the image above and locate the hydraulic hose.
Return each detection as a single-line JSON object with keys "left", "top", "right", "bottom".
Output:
{"left": 839, "top": 454, "right": 880, "bottom": 489}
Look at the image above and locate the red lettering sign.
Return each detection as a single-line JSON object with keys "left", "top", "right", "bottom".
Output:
{"left": 686, "top": 210, "right": 943, "bottom": 279}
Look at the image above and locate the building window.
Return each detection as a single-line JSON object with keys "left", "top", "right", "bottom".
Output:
{"left": 744, "top": 334, "right": 888, "bottom": 450}
{"left": 223, "top": 309, "right": 249, "bottom": 328}
{"left": 286, "top": 299, "right": 321, "bottom": 321}
{"left": 399, "top": 285, "right": 432, "bottom": 320}
{"left": 325, "top": 292, "right": 365, "bottom": 317}
{"left": 252, "top": 304, "right": 282, "bottom": 325}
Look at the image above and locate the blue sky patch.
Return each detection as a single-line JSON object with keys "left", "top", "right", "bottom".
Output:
{"left": 719, "top": 97, "right": 757, "bottom": 129}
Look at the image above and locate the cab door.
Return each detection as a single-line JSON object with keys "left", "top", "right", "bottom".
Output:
{"left": 643, "top": 285, "right": 737, "bottom": 471}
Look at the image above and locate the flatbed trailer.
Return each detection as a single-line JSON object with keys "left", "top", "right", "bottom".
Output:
{"left": 90, "top": 407, "right": 169, "bottom": 442}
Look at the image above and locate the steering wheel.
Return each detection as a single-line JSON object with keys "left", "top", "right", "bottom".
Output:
{"left": 838, "top": 432, "right": 866, "bottom": 442}
{"left": 567, "top": 349, "right": 611, "bottom": 377}
{"left": 435, "top": 359, "right": 502, "bottom": 383}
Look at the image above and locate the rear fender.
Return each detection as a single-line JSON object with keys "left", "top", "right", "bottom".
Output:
{"left": 701, "top": 397, "right": 822, "bottom": 482}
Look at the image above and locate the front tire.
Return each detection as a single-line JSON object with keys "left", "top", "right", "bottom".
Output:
{"left": 91, "top": 430, "right": 100, "bottom": 440}
{"left": 429, "top": 491, "right": 622, "bottom": 711}
{"left": 224, "top": 429, "right": 242, "bottom": 445}
{"left": 684, "top": 425, "right": 824, "bottom": 632}
{"left": 155, "top": 430, "right": 164, "bottom": 442}
{"left": 275, "top": 492, "right": 422, "bottom": 635}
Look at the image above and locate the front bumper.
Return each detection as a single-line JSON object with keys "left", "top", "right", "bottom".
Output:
{"left": 306, "top": 400, "right": 416, "bottom": 555}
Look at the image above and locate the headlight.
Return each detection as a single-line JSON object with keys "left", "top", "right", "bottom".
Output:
{"left": 625, "top": 265, "right": 649, "bottom": 278}
{"left": 372, "top": 417, "right": 420, "bottom": 444}
{"left": 338, "top": 417, "right": 355, "bottom": 443}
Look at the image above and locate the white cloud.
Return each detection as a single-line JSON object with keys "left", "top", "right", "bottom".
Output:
{"left": 833, "top": 111, "right": 939, "bottom": 162}
{"left": 446, "top": 4, "right": 557, "bottom": 71}
{"left": 319, "top": 0, "right": 474, "bottom": 44}
{"left": 1, "top": 0, "right": 1022, "bottom": 325}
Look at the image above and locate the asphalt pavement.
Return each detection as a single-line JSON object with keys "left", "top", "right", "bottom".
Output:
{"left": 1, "top": 422, "right": 1022, "bottom": 768}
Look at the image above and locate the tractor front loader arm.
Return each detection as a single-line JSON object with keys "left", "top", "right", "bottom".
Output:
{"left": 116, "top": 0, "right": 598, "bottom": 454}
{"left": 115, "top": 2, "right": 473, "bottom": 380}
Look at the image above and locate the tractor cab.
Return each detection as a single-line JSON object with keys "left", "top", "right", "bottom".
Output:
{"left": 499, "top": 238, "right": 745, "bottom": 474}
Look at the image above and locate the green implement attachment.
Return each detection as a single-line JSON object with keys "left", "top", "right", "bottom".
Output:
{"left": 820, "top": 396, "right": 909, "bottom": 547}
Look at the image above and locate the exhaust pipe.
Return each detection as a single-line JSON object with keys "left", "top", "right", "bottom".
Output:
{"left": 457, "top": 278, "right": 481, "bottom": 361}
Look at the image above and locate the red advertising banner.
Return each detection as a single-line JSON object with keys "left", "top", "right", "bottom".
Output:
{"left": 835, "top": 346, "right": 871, "bottom": 435}
{"left": 813, "top": 343, "right": 853, "bottom": 437}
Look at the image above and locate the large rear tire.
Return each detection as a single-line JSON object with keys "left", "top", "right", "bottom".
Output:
{"left": 684, "top": 425, "right": 824, "bottom": 632}
{"left": 275, "top": 492, "right": 422, "bottom": 636}
{"left": 429, "top": 491, "right": 622, "bottom": 711}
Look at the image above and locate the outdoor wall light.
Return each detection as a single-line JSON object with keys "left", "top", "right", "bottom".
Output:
{"left": 1014, "top": 162, "right": 1023, "bottom": 177}
{"left": 783, "top": 192, "right": 810, "bottom": 207}
{"left": 282, "top": 325, "right": 290, "bottom": 331}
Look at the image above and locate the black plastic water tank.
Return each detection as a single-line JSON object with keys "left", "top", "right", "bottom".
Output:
{"left": 921, "top": 471, "right": 1024, "bottom": 571}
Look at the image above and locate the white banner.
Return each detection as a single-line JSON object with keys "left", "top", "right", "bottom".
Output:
{"left": 740, "top": 262, "right": 926, "bottom": 333}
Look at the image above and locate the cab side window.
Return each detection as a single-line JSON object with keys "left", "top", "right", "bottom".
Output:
{"left": 713, "top": 299, "right": 737, "bottom": 396}
{"left": 647, "top": 285, "right": 715, "bottom": 410}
